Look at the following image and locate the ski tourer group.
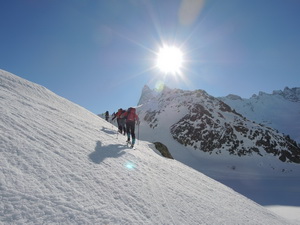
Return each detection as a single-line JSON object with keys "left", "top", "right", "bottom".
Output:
{"left": 111, "top": 107, "right": 139, "bottom": 148}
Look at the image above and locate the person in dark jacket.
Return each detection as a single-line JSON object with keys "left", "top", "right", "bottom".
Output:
{"left": 119, "top": 109, "right": 127, "bottom": 135}
{"left": 111, "top": 108, "right": 124, "bottom": 134}
{"left": 105, "top": 111, "right": 109, "bottom": 121}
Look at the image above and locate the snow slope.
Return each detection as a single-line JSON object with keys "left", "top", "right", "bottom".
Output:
{"left": 0, "top": 70, "right": 295, "bottom": 224}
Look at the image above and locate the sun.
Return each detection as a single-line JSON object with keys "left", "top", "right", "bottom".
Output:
{"left": 156, "top": 45, "right": 183, "bottom": 75}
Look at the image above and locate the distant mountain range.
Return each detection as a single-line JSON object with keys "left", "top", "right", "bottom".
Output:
{"left": 219, "top": 87, "right": 300, "bottom": 142}
{"left": 137, "top": 85, "right": 300, "bottom": 165}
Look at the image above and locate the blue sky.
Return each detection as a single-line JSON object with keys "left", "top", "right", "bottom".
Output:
{"left": 1, "top": 0, "right": 300, "bottom": 114}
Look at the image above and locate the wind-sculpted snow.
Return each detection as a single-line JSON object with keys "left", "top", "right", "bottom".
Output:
{"left": 1, "top": 69, "right": 294, "bottom": 224}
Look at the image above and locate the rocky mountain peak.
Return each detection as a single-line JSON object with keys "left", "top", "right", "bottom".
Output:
{"left": 137, "top": 85, "right": 155, "bottom": 105}
{"left": 273, "top": 87, "right": 300, "bottom": 102}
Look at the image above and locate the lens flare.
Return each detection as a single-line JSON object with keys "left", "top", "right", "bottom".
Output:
{"left": 125, "top": 161, "right": 136, "bottom": 170}
{"left": 154, "top": 80, "right": 165, "bottom": 92}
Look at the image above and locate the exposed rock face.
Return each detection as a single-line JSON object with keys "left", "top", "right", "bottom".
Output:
{"left": 170, "top": 102, "right": 300, "bottom": 163}
{"left": 153, "top": 142, "right": 173, "bottom": 159}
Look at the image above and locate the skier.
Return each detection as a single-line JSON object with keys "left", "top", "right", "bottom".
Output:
{"left": 123, "top": 107, "right": 139, "bottom": 148}
{"left": 105, "top": 111, "right": 109, "bottom": 121}
{"left": 111, "top": 108, "right": 125, "bottom": 134}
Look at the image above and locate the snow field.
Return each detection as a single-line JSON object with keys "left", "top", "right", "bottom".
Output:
{"left": 0, "top": 70, "right": 296, "bottom": 224}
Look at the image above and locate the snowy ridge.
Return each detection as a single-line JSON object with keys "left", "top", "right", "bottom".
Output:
{"left": 271, "top": 87, "right": 300, "bottom": 102}
{"left": 1, "top": 70, "right": 294, "bottom": 224}
{"left": 219, "top": 87, "right": 300, "bottom": 142}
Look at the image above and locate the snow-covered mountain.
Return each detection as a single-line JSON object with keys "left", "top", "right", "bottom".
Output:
{"left": 136, "top": 85, "right": 300, "bottom": 210}
{"left": 2, "top": 70, "right": 296, "bottom": 224}
{"left": 138, "top": 85, "right": 300, "bottom": 165}
{"left": 219, "top": 87, "right": 300, "bottom": 143}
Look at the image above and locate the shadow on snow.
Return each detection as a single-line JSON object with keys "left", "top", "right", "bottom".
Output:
{"left": 100, "top": 126, "right": 117, "bottom": 135}
{"left": 89, "top": 141, "right": 128, "bottom": 164}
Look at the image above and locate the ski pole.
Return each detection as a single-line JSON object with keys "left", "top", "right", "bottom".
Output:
{"left": 137, "top": 122, "right": 140, "bottom": 145}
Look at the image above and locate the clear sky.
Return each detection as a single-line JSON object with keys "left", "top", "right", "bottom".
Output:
{"left": 1, "top": 0, "right": 300, "bottom": 114}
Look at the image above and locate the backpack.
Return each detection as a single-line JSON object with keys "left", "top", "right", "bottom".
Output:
{"left": 126, "top": 107, "right": 137, "bottom": 122}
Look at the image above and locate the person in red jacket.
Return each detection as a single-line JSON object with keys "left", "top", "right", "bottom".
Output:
{"left": 123, "top": 107, "right": 139, "bottom": 148}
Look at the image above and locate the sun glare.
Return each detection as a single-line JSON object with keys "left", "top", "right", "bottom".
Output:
{"left": 156, "top": 46, "right": 183, "bottom": 75}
